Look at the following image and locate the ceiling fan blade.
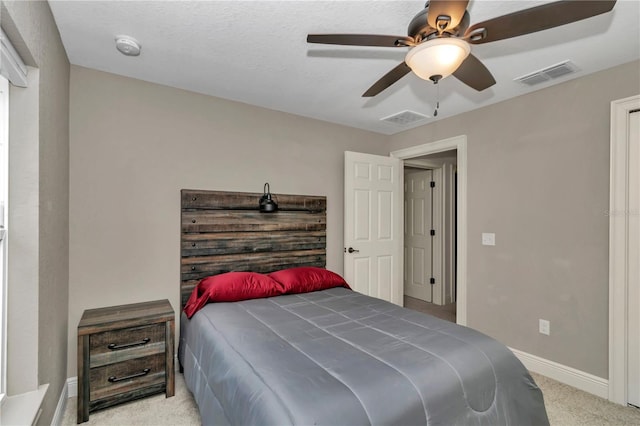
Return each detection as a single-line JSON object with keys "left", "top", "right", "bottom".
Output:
{"left": 452, "top": 54, "right": 496, "bottom": 91}
{"left": 307, "top": 34, "right": 413, "bottom": 47}
{"left": 465, "top": 0, "right": 616, "bottom": 44}
{"left": 427, "top": 0, "right": 470, "bottom": 31}
{"left": 362, "top": 62, "right": 412, "bottom": 97}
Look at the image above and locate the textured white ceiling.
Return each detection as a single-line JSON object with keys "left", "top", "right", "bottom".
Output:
{"left": 48, "top": 0, "right": 640, "bottom": 135}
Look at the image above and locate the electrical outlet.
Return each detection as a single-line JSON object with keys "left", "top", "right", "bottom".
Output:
{"left": 539, "top": 319, "right": 550, "bottom": 335}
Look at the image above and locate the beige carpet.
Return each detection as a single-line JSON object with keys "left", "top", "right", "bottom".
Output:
{"left": 61, "top": 370, "right": 640, "bottom": 425}
{"left": 61, "top": 373, "right": 201, "bottom": 425}
{"left": 404, "top": 295, "right": 457, "bottom": 323}
{"left": 531, "top": 372, "right": 640, "bottom": 425}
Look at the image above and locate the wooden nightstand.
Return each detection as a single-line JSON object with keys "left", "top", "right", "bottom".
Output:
{"left": 77, "top": 299, "right": 175, "bottom": 423}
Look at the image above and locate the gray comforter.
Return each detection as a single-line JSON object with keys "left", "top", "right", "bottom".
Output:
{"left": 179, "top": 287, "right": 549, "bottom": 425}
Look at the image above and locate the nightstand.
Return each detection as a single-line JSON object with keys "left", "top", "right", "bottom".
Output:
{"left": 77, "top": 299, "right": 175, "bottom": 423}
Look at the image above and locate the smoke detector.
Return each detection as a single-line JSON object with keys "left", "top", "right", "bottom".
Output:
{"left": 115, "top": 36, "right": 141, "bottom": 56}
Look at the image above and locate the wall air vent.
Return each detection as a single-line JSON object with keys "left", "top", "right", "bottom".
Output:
{"left": 381, "top": 110, "right": 429, "bottom": 126}
{"left": 514, "top": 60, "right": 579, "bottom": 86}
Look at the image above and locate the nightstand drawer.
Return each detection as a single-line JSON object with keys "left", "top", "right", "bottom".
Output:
{"left": 90, "top": 324, "right": 165, "bottom": 367}
{"left": 89, "top": 353, "right": 166, "bottom": 401}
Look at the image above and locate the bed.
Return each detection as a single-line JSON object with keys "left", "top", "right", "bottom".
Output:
{"left": 178, "top": 189, "right": 549, "bottom": 425}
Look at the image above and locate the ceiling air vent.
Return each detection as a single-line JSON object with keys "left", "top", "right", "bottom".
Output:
{"left": 514, "top": 60, "right": 579, "bottom": 86}
{"left": 381, "top": 110, "right": 429, "bottom": 126}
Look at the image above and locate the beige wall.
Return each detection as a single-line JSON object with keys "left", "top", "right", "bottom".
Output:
{"left": 389, "top": 60, "right": 640, "bottom": 378}
{"left": 67, "top": 65, "right": 387, "bottom": 375}
{"left": 68, "top": 61, "right": 639, "bottom": 382}
{"left": 1, "top": 0, "right": 70, "bottom": 424}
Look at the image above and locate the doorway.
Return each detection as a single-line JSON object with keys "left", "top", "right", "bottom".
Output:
{"left": 609, "top": 95, "right": 640, "bottom": 406}
{"left": 391, "top": 135, "right": 468, "bottom": 326}
{"left": 403, "top": 153, "right": 457, "bottom": 323}
{"left": 629, "top": 107, "right": 640, "bottom": 408}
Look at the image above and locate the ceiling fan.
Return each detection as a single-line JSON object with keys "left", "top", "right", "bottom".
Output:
{"left": 307, "top": 0, "right": 617, "bottom": 97}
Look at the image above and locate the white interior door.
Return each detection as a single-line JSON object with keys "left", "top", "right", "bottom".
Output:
{"left": 628, "top": 110, "right": 640, "bottom": 408}
{"left": 404, "top": 170, "right": 433, "bottom": 302}
{"left": 344, "top": 151, "right": 402, "bottom": 305}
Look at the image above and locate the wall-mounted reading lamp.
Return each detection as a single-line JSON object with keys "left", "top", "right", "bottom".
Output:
{"left": 259, "top": 183, "right": 278, "bottom": 213}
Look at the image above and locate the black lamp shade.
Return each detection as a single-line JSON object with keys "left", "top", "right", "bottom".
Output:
{"left": 259, "top": 183, "right": 278, "bottom": 213}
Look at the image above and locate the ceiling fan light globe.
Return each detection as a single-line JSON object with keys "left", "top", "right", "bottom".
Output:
{"left": 405, "top": 38, "right": 471, "bottom": 81}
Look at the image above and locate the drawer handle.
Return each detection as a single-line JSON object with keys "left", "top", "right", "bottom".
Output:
{"left": 107, "top": 337, "right": 150, "bottom": 351}
{"left": 108, "top": 368, "right": 151, "bottom": 383}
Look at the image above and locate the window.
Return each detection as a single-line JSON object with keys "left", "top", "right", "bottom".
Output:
{"left": 0, "top": 26, "right": 27, "bottom": 403}
{"left": 0, "top": 74, "right": 7, "bottom": 401}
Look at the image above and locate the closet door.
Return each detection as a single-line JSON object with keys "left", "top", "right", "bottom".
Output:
{"left": 404, "top": 170, "right": 433, "bottom": 302}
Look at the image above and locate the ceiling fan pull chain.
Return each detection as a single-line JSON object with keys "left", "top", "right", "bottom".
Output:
{"left": 434, "top": 80, "right": 440, "bottom": 117}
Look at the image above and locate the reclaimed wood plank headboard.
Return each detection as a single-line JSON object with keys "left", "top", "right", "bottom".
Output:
{"left": 180, "top": 189, "right": 327, "bottom": 308}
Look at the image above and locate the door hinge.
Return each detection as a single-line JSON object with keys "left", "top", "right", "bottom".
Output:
{"left": 430, "top": 181, "right": 435, "bottom": 188}
{"left": 430, "top": 229, "right": 435, "bottom": 236}
{"left": 430, "top": 277, "right": 435, "bottom": 285}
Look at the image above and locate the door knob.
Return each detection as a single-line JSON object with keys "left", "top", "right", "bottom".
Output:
{"left": 347, "top": 247, "right": 359, "bottom": 253}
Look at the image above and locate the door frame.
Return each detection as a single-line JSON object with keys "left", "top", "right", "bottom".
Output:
{"left": 391, "top": 135, "right": 468, "bottom": 326}
{"left": 609, "top": 94, "right": 640, "bottom": 404}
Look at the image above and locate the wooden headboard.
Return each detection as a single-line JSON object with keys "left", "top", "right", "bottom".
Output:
{"left": 180, "top": 189, "right": 327, "bottom": 308}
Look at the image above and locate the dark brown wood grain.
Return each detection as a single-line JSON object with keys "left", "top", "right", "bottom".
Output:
{"left": 78, "top": 300, "right": 174, "bottom": 336}
{"left": 181, "top": 249, "right": 326, "bottom": 277}
{"left": 90, "top": 324, "right": 165, "bottom": 364}
{"left": 182, "top": 190, "right": 326, "bottom": 211}
{"left": 77, "top": 335, "right": 90, "bottom": 423}
{"left": 77, "top": 300, "right": 175, "bottom": 423}
{"left": 88, "top": 383, "right": 167, "bottom": 412}
{"left": 89, "top": 353, "right": 166, "bottom": 400}
{"left": 182, "top": 210, "right": 326, "bottom": 233}
{"left": 165, "top": 318, "right": 175, "bottom": 397}
{"left": 180, "top": 189, "right": 327, "bottom": 309}
{"left": 181, "top": 231, "right": 326, "bottom": 257}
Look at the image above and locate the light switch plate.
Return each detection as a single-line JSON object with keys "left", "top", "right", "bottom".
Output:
{"left": 482, "top": 233, "right": 495, "bottom": 246}
{"left": 539, "top": 319, "right": 550, "bottom": 335}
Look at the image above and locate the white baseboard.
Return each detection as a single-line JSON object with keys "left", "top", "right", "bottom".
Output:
{"left": 510, "top": 347, "right": 609, "bottom": 399}
{"left": 51, "top": 377, "right": 77, "bottom": 426}
{"left": 68, "top": 376, "right": 78, "bottom": 398}
{"left": 52, "top": 379, "right": 69, "bottom": 426}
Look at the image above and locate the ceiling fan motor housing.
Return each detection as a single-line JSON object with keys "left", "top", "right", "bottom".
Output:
{"left": 408, "top": 5, "right": 470, "bottom": 42}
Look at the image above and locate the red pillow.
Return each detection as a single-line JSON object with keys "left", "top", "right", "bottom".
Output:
{"left": 184, "top": 272, "right": 284, "bottom": 318}
{"left": 268, "top": 267, "right": 350, "bottom": 295}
